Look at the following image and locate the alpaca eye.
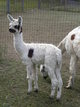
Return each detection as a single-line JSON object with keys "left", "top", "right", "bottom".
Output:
{"left": 14, "top": 25, "right": 18, "bottom": 29}
{"left": 14, "top": 25, "right": 20, "bottom": 30}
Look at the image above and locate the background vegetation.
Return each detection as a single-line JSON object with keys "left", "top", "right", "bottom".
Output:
{"left": 1, "top": 0, "right": 80, "bottom": 13}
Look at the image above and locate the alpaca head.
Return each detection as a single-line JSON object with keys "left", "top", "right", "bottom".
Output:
{"left": 7, "top": 14, "right": 23, "bottom": 34}
{"left": 40, "top": 65, "right": 48, "bottom": 79}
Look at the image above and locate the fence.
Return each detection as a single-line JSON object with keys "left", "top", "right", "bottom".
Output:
{"left": 2, "top": 0, "right": 80, "bottom": 13}
{"left": 1, "top": 1, "right": 80, "bottom": 107}
{"left": 0, "top": 0, "right": 80, "bottom": 60}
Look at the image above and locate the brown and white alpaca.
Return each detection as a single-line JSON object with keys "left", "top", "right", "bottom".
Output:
{"left": 58, "top": 26, "right": 80, "bottom": 88}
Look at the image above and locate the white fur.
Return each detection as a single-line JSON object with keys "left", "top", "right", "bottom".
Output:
{"left": 58, "top": 26, "right": 80, "bottom": 88}
{"left": 7, "top": 14, "right": 63, "bottom": 100}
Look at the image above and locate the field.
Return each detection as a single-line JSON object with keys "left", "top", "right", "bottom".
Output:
{"left": 0, "top": 8, "right": 80, "bottom": 107}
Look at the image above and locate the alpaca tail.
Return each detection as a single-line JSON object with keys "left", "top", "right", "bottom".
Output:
{"left": 57, "top": 37, "right": 66, "bottom": 54}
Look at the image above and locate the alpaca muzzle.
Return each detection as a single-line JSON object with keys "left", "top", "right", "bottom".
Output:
{"left": 9, "top": 28, "right": 16, "bottom": 33}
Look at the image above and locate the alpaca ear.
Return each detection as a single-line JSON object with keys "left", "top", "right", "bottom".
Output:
{"left": 18, "top": 16, "right": 23, "bottom": 26}
{"left": 7, "top": 14, "right": 14, "bottom": 22}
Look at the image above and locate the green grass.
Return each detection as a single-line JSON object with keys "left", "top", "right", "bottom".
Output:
{"left": 0, "top": 0, "right": 6, "bottom": 12}
{"left": 1, "top": 0, "right": 80, "bottom": 13}
{"left": 0, "top": 0, "right": 38, "bottom": 13}
{"left": 10, "top": 0, "right": 38, "bottom": 12}
{"left": 51, "top": 5, "right": 80, "bottom": 13}
{"left": 1, "top": 4, "right": 80, "bottom": 107}
{"left": 0, "top": 59, "right": 80, "bottom": 107}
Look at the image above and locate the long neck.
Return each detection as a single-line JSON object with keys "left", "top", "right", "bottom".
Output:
{"left": 13, "top": 32, "right": 25, "bottom": 55}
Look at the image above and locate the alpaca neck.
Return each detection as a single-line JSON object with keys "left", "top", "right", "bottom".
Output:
{"left": 13, "top": 32, "right": 25, "bottom": 55}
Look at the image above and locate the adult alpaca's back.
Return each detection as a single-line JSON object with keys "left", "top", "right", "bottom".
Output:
{"left": 58, "top": 26, "right": 80, "bottom": 88}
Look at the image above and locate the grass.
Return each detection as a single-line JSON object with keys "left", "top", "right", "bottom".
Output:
{"left": 1, "top": 3, "right": 80, "bottom": 106}
{"left": 51, "top": 5, "right": 80, "bottom": 13}
{"left": 0, "top": 0, "right": 6, "bottom": 12}
{"left": 1, "top": 0, "right": 80, "bottom": 13}
{"left": 10, "top": 0, "right": 38, "bottom": 12}
{"left": 0, "top": 59, "right": 80, "bottom": 107}
{"left": 0, "top": 0, "right": 38, "bottom": 13}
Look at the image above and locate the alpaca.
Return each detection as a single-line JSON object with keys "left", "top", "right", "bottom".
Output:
{"left": 7, "top": 14, "right": 63, "bottom": 100}
{"left": 58, "top": 26, "right": 80, "bottom": 89}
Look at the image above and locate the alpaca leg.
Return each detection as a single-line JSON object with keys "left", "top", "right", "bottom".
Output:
{"left": 56, "top": 67, "right": 63, "bottom": 100}
{"left": 66, "top": 55, "right": 77, "bottom": 89}
{"left": 48, "top": 69, "right": 58, "bottom": 98}
{"left": 26, "top": 65, "right": 33, "bottom": 93}
{"left": 50, "top": 77, "right": 58, "bottom": 99}
{"left": 27, "top": 77, "right": 32, "bottom": 94}
{"left": 33, "top": 65, "right": 38, "bottom": 92}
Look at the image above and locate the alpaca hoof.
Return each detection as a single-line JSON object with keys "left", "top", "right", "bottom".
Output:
{"left": 56, "top": 99, "right": 60, "bottom": 102}
{"left": 27, "top": 91, "right": 31, "bottom": 95}
{"left": 56, "top": 98, "right": 60, "bottom": 102}
{"left": 66, "top": 85, "right": 72, "bottom": 89}
{"left": 49, "top": 95, "right": 54, "bottom": 99}
{"left": 34, "top": 89, "right": 38, "bottom": 93}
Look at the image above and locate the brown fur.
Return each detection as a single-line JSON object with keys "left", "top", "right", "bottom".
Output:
{"left": 71, "top": 34, "right": 75, "bottom": 40}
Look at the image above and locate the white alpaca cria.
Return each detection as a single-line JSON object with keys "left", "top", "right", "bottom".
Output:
{"left": 7, "top": 14, "right": 63, "bottom": 100}
{"left": 58, "top": 26, "right": 80, "bottom": 88}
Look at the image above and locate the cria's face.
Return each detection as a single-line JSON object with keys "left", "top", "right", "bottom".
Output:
{"left": 42, "top": 71, "right": 48, "bottom": 79}
{"left": 7, "top": 14, "right": 23, "bottom": 34}
{"left": 9, "top": 20, "right": 20, "bottom": 33}
{"left": 40, "top": 65, "right": 48, "bottom": 79}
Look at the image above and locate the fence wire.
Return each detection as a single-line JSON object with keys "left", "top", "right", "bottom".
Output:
{"left": 0, "top": 0, "right": 80, "bottom": 60}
